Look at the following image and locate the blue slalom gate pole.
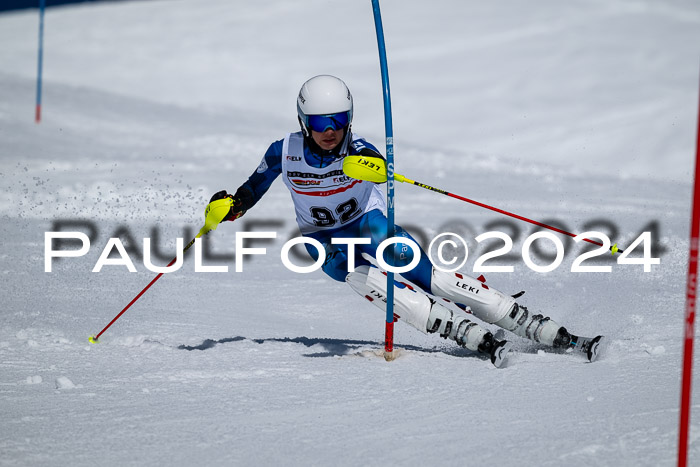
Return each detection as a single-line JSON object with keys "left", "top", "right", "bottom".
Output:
{"left": 35, "top": 0, "right": 46, "bottom": 123}
{"left": 371, "top": 0, "right": 397, "bottom": 360}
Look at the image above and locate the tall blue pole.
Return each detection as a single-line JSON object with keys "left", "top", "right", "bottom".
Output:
{"left": 35, "top": 0, "right": 45, "bottom": 123}
{"left": 371, "top": 0, "right": 396, "bottom": 359}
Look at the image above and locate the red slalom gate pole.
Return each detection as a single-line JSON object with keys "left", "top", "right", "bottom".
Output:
{"left": 35, "top": 0, "right": 45, "bottom": 123}
{"left": 678, "top": 77, "right": 700, "bottom": 467}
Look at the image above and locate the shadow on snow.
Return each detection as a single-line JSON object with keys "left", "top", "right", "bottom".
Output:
{"left": 177, "top": 335, "right": 486, "bottom": 360}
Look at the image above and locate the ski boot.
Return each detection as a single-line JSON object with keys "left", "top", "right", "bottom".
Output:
{"left": 554, "top": 328, "right": 605, "bottom": 362}
{"left": 477, "top": 332, "right": 512, "bottom": 368}
{"left": 428, "top": 306, "right": 512, "bottom": 368}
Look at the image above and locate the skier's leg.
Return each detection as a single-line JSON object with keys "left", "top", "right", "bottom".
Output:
{"left": 429, "top": 269, "right": 572, "bottom": 348}
{"left": 304, "top": 231, "right": 371, "bottom": 283}
{"left": 358, "top": 209, "right": 433, "bottom": 291}
{"left": 346, "top": 265, "right": 510, "bottom": 365}
{"left": 307, "top": 223, "right": 485, "bottom": 350}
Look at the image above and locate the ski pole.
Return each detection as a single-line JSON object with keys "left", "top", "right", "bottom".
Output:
{"left": 88, "top": 197, "right": 236, "bottom": 343}
{"left": 342, "top": 155, "right": 623, "bottom": 254}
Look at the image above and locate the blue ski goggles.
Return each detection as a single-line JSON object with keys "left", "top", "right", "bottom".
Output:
{"left": 305, "top": 111, "right": 351, "bottom": 133}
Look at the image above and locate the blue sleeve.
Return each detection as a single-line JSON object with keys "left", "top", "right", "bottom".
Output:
{"left": 236, "top": 139, "right": 283, "bottom": 211}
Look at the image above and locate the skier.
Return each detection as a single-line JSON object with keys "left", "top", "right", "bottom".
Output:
{"left": 211, "top": 74, "right": 603, "bottom": 367}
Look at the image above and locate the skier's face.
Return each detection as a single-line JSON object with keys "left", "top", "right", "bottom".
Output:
{"left": 311, "top": 127, "right": 344, "bottom": 151}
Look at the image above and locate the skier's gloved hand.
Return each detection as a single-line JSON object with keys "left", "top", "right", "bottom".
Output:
{"left": 209, "top": 190, "right": 232, "bottom": 203}
{"left": 209, "top": 190, "right": 245, "bottom": 222}
{"left": 358, "top": 147, "right": 386, "bottom": 161}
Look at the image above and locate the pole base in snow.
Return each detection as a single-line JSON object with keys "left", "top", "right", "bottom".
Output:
{"left": 88, "top": 336, "right": 99, "bottom": 344}
{"left": 383, "top": 349, "right": 399, "bottom": 361}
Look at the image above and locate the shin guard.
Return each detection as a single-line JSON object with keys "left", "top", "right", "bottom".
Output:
{"left": 430, "top": 269, "right": 516, "bottom": 324}
{"left": 430, "top": 269, "right": 569, "bottom": 348}
{"left": 346, "top": 266, "right": 432, "bottom": 332}
{"left": 346, "top": 266, "right": 489, "bottom": 351}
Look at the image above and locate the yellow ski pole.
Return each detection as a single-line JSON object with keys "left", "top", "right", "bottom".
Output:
{"left": 343, "top": 155, "right": 622, "bottom": 254}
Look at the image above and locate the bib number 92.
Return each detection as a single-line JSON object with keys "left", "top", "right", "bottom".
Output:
{"left": 310, "top": 198, "right": 361, "bottom": 227}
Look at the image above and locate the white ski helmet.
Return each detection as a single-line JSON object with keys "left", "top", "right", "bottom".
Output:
{"left": 297, "top": 75, "right": 353, "bottom": 137}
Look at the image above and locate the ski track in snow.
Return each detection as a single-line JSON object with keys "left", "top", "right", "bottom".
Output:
{"left": 2, "top": 0, "right": 700, "bottom": 465}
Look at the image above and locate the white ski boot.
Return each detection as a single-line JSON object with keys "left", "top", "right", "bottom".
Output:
{"left": 426, "top": 303, "right": 511, "bottom": 368}
{"left": 497, "top": 303, "right": 604, "bottom": 362}
{"left": 430, "top": 268, "right": 603, "bottom": 361}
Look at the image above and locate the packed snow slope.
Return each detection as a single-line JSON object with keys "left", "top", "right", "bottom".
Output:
{"left": 1, "top": 1, "right": 700, "bottom": 466}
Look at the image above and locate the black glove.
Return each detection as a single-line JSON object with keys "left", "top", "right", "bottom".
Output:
{"left": 358, "top": 147, "right": 386, "bottom": 161}
{"left": 209, "top": 190, "right": 245, "bottom": 222}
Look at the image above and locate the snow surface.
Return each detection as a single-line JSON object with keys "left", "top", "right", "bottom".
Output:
{"left": 1, "top": 0, "right": 700, "bottom": 465}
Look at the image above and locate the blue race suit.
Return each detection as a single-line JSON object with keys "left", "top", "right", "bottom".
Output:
{"left": 235, "top": 132, "right": 433, "bottom": 291}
